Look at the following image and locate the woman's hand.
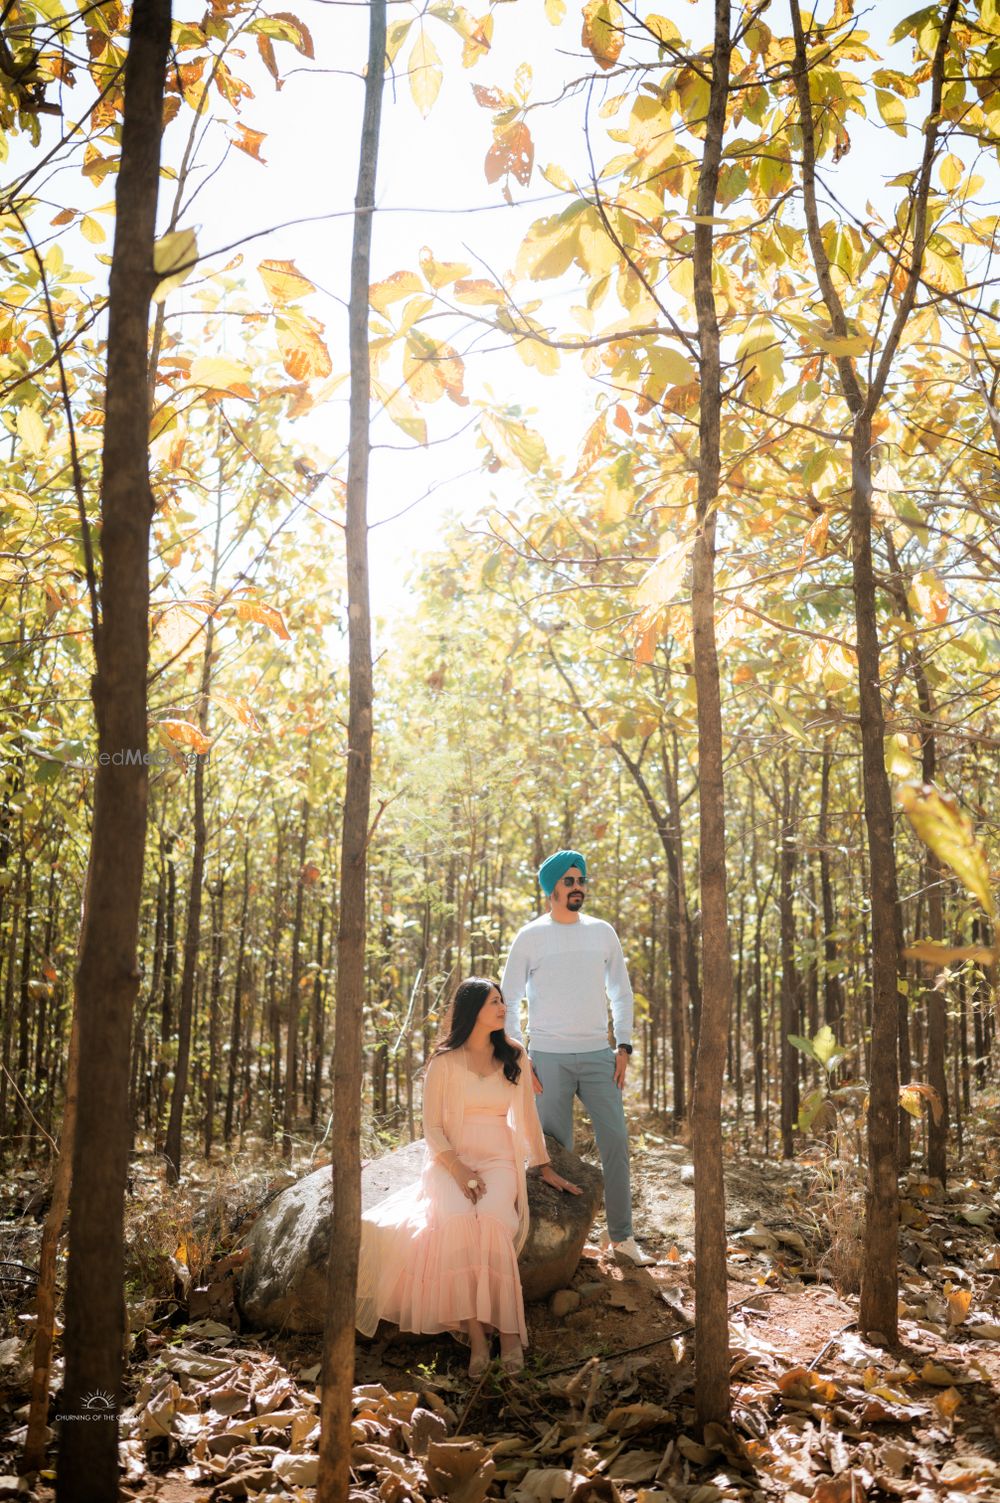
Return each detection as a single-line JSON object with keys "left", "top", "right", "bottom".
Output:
{"left": 449, "top": 1159, "right": 486, "bottom": 1203}
{"left": 539, "top": 1162, "right": 582, "bottom": 1195}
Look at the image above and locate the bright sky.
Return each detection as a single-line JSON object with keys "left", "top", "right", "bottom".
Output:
{"left": 187, "top": 0, "right": 927, "bottom": 628}
{"left": 15, "top": 0, "right": 941, "bottom": 637}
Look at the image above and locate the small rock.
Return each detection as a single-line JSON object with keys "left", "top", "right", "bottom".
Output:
{"left": 680, "top": 1165, "right": 695, "bottom": 1186}
{"left": 575, "top": 1281, "right": 605, "bottom": 1304}
{"left": 550, "top": 1289, "right": 582, "bottom": 1318}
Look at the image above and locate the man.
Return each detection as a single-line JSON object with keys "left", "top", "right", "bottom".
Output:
{"left": 499, "top": 849, "right": 653, "bottom": 1265}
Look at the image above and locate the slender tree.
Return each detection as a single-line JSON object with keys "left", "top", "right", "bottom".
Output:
{"left": 318, "top": 0, "right": 385, "bottom": 1494}
{"left": 57, "top": 0, "right": 172, "bottom": 1493}
{"left": 689, "top": 0, "right": 734, "bottom": 1429}
{"left": 789, "top": 0, "right": 959, "bottom": 1340}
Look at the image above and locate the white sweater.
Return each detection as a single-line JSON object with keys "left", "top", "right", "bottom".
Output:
{"left": 499, "top": 912, "right": 634, "bottom": 1053}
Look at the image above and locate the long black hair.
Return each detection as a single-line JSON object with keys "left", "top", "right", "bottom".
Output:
{"left": 434, "top": 976, "right": 522, "bottom": 1085}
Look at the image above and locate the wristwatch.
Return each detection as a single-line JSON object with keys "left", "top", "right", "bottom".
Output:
{"left": 617, "top": 1043, "right": 633, "bottom": 1055}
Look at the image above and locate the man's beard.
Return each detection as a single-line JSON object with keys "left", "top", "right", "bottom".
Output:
{"left": 567, "top": 892, "right": 584, "bottom": 909}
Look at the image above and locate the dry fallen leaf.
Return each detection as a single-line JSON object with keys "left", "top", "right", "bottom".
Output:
{"left": 425, "top": 1438, "right": 495, "bottom": 1503}
{"left": 809, "top": 1474, "right": 867, "bottom": 1503}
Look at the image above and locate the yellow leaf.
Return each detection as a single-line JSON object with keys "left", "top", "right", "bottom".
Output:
{"left": 259, "top": 259, "right": 315, "bottom": 305}
{"left": 479, "top": 411, "right": 546, "bottom": 473}
{"left": 409, "top": 29, "right": 442, "bottom": 118}
{"left": 648, "top": 345, "right": 696, "bottom": 387}
{"left": 921, "top": 1360, "right": 971, "bottom": 1386}
{"left": 190, "top": 356, "right": 253, "bottom": 394}
{"left": 152, "top": 228, "right": 198, "bottom": 304}
{"left": 452, "top": 278, "right": 505, "bottom": 306}
{"left": 897, "top": 782, "right": 995, "bottom": 917}
{"left": 16, "top": 406, "right": 47, "bottom": 456}
{"left": 938, "top": 153, "right": 964, "bottom": 191}
{"left": 418, "top": 247, "right": 471, "bottom": 289}
{"left": 544, "top": 0, "right": 565, "bottom": 21}
{"left": 885, "top": 732, "right": 918, "bottom": 779}
{"left": 634, "top": 534, "right": 691, "bottom": 610}
{"left": 80, "top": 214, "right": 105, "bottom": 244}
{"left": 370, "top": 270, "right": 423, "bottom": 315}
{"left": 582, "top": 0, "right": 624, "bottom": 70}
{"left": 234, "top": 598, "right": 292, "bottom": 640}
{"left": 371, "top": 377, "right": 428, "bottom": 444}
{"left": 275, "top": 309, "right": 332, "bottom": 382}
{"left": 209, "top": 693, "right": 262, "bottom": 732}
{"left": 899, "top": 1081, "right": 943, "bottom": 1124}
{"left": 903, "top": 940, "right": 996, "bottom": 966}
{"left": 403, "top": 329, "right": 465, "bottom": 405}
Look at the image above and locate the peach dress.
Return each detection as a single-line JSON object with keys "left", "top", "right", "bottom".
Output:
{"left": 355, "top": 1043, "right": 548, "bottom": 1343}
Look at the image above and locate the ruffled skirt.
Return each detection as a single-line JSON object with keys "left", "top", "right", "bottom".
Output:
{"left": 356, "top": 1112, "right": 527, "bottom": 1344}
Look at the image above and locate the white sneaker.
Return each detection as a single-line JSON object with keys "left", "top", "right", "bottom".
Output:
{"left": 611, "top": 1236, "right": 655, "bottom": 1266}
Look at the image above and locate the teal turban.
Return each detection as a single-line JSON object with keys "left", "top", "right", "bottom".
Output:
{"left": 538, "top": 849, "right": 587, "bottom": 895}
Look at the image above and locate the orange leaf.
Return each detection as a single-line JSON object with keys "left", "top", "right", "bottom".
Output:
{"left": 472, "top": 83, "right": 512, "bottom": 110}
{"left": 809, "top": 1476, "right": 867, "bottom": 1503}
{"left": 270, "top": 11, "right": 314, "bottom": 58}
{"left": 232, "top": 124, "right": 267, "bottom": 162}
{"left": 910, "top": 569, "right": 948, "bottom": 625}
{"left": 234, "top": 599, "right": 292, "bottom": 640}
{"left": 157, "top": 719, "right": 212, "bottom": 755}
{"left": 573, "top": 413, "right": 607, "bottom": 480}
{"left": 946, "top": 1286, "right": 972, "bottom": 1327}
{"left": 257, "top": 33, "right": 279, "bottom": 82}
{"left": 802, "top": 511, "right": 829, "bottom": 560}
{"left": 485, "top": 121, "right": 534, "bottom": 186}
{"left": 50, "top": 207, "right": 76, "bottom": 226}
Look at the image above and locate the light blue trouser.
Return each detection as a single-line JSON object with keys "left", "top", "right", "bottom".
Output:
{"left": 530, "top": 1046, "right": 633, "bottom": 1242}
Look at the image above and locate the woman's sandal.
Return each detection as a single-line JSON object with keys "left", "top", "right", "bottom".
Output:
{"left": 468, "top": 1351, "right": 491, "bottom": 1379}
{"left": 500, "top": 1348, "right": 524, "bottom": 1374}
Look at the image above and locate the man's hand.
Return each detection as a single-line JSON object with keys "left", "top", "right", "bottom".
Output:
{"left": 613, "top": 1048, "right": 629, "bottom": 1089}
{"left": 530, "top": 1060, "right": 543, "bottom": 1096}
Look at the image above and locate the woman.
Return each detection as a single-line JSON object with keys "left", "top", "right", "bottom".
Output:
{"left": 356, "top": 976, "right": 581, "bottom": 1375}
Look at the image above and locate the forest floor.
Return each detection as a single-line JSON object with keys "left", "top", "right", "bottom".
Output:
{"left": 2, "top": 1106, "right": 1000, "bottom": 1502}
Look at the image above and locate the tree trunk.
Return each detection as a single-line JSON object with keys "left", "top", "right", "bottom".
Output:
{"left": 57, "top": 1, "right": 171, "bottom": 1491}
{"left": 779, "top": 762, "right": 799, "bottom": 1158}
{"left": 164, "top": 615, "right": 214, "bottom": 1184}
{"left": 225, "top": 845, "right": 250, "bottom": 1146}
{"left": 204, "top": 876, "right": 224, "bottom": 1160}
{"left": 688, "top": 0, "right": 733, "bottom": 1429}
{"left": 818, "top": 742, "right": 844, "bottom": 1049}
{"left": 317, "top": 0, "right": 384, "bottom": 1494}
{"left": 283, "top": 795, "right": 310, "bottom": 1157}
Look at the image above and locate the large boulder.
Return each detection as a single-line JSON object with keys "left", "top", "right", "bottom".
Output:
{"left": 238, "top": 1136, "right": 603, "bottom": 1334}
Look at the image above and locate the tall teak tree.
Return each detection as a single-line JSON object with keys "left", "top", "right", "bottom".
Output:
{"left": 57, "top": 0, "right": 173, "bottom": 1496}
{"left": 318, "top": 0, "right": 385, "bottom": 1497}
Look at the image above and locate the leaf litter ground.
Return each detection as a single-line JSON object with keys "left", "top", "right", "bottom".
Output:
{"left": 2, "top": 1123, "right": 1000, "bottom": 1503}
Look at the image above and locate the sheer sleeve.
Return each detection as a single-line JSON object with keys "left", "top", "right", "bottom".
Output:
{"left": 515, "top": 1047, "right": 549, "bottom": 1168}
{"left": 421, "top": 1054, "right": 457, "bottom": 1160}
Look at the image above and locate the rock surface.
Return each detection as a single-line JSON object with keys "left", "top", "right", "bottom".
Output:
{"left": 238, "top": 1135, "right": 603, "bottom": 1334}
